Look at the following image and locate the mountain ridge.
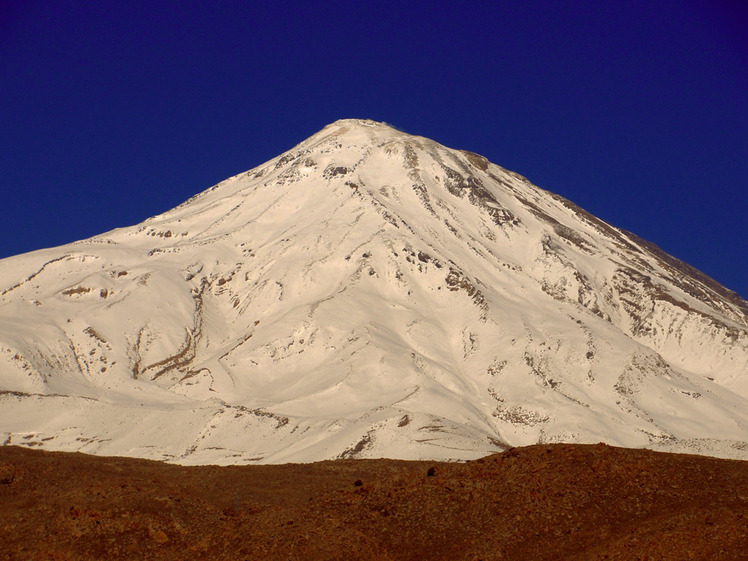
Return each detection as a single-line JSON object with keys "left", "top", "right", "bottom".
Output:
{"left": 1, "top": 119, "right": 746, "bottom": 464}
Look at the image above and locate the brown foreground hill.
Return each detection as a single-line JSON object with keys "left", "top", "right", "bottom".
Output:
{"left": 0, "top": 443, "right": 746, "bottom": 560}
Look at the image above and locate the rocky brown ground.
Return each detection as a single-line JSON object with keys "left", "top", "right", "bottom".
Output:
{"left": 0, "top": 443, "right": 746, "bottom": 560}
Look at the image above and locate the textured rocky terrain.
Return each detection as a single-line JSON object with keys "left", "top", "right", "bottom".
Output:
{"left": 1, "top": 119, "right": 747, "bottom": 463}
{"left": 1, "top": 444, "right": 746, "bottom": 560}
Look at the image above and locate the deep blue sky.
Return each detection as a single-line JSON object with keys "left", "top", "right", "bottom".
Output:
{"left": 2, "top": 2, "right": 747, "bottom": 297}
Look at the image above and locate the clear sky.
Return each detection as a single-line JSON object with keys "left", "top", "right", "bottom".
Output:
{"left": 1, "top": 1, "right": 747, "bottom": 298}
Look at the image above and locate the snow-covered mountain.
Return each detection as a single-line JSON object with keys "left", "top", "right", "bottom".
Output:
{"left": 2, "top": 119, "right": 747, "bottom": 464}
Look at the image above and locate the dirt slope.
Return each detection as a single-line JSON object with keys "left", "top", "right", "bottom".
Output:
{"left": 1, "top": 443, "right": 746, "bottom": 560}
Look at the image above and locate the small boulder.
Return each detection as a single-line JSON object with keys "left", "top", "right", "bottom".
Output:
{"left": 0, "top": 461, "right": 16, "bottom": 484}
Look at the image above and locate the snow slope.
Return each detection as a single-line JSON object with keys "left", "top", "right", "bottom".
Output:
{"left": 1, "top": 119, "right": 747, "bottom": 464}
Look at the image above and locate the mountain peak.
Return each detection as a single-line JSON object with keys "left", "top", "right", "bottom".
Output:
{"left": 325, "top": 118, "right": 408, "bottom": 134}
{"left": 1, "top": 123, "right": 747, "bottom": 465}
{"left": 295, "top": 118, "right": 410, "bottom": 152}
{"left": 329, "top": 118, "right": 389, "bottom": 128}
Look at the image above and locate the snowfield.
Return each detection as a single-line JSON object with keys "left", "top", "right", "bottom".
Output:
{"left": 1, "top": 119, "right": 747, "bottom": 464}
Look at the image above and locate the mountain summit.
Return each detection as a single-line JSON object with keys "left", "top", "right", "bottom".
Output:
{"left": 1, "top": 119, "right": 747, "bottom": 464}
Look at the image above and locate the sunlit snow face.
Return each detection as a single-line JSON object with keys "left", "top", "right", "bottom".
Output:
{"left": 1, "top": 120, "right": 746, "bottom": 465}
